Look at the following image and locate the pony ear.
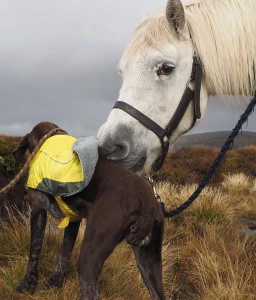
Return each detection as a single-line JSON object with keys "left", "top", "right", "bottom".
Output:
{"left": 12, "top": 133, "right": 29, "bottom": 166}
{"left": 166, "top": 0, "right": 186, "bottom": 38}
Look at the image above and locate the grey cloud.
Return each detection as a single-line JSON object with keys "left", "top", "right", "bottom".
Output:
{"left": 0, "top": 0, "right": 255, "bottom": 138}
{"left": 191, "top": 97, "right": 256, "bottom": 134}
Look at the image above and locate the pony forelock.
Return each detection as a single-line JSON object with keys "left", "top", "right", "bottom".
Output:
{"left": 119, "top": 14, "right": 176, "bottom": 67}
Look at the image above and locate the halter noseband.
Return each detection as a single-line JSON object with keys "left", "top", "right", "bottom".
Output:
{"left": 113, "top": 56, "right": 203, "bottom": 173}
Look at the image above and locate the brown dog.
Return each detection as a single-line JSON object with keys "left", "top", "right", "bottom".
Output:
{"left": 12, "top": 121, "right": 165, "bottom": 300}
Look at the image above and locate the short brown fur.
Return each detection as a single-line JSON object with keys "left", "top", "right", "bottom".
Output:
{"left": 12, "top": 122, "right": 165, "bottom": 300}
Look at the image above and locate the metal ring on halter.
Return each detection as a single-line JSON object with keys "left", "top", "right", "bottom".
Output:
{"left": 144, "top": 174, "right": 164, "bottom": 203}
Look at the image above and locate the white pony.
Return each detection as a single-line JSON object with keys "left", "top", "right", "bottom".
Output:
{"left": 97, "top": 0, "right": 256, "bottom": 174}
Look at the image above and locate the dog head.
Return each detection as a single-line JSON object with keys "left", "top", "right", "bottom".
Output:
{"left": 12, "top": 122, "right": 62, "bottom": 166}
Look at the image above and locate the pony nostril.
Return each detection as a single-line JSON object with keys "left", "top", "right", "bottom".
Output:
{"left": 108, "top": 142, "right": 130, "bottom": 160}
{"left": 98, "top": 125, "right": 133, "bottom": 160}
{"left": 112, "top": 145, "right": 122, "bottom": 156}
{"left": 115, "top": 144, "right": 126, "bottom": 154}
{"left": 99, "top": 140, "right": 130, "bottom": 161}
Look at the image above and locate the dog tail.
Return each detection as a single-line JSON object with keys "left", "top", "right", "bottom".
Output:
{"left": 126, "top": 195, "right": 156, "bottom": 246}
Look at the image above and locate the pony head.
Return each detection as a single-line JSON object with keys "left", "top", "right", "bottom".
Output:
{"left": 97, "top": 0, "right": 209, "bottom": 174}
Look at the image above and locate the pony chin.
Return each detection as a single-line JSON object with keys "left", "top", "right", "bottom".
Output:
{"left": 132, "top": 143, "right": 163, "bottom": 175}
{"left": 131, "top": 132, "right": 163, "bottom": 175}
{"left": 143, "top": 153, "right": 160, "bottom": 175}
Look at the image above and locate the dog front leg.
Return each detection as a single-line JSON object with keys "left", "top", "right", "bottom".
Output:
{"left": 47, "top": 221, "right": 80, "bottom": 288}
{"left": 16, "top": 205, "right": 47, "bottom": 293}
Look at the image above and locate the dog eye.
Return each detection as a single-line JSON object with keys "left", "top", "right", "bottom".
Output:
{"left": 156, "top": 63, "right": 175, "bottom": 76}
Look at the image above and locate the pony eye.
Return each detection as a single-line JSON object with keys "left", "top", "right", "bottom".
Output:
{"left": 156, "top": 63, "right": 175, "bottom": 76}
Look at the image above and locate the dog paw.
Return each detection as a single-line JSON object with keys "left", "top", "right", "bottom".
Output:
{"left": 16, "top": 276, "right": 38, "bottom": 294}
{"left": 46, "top": 272, "right": 65, "bottom": 288}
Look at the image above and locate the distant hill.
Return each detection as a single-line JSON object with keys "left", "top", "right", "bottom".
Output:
{"left": 173, "top": 131, "right": 256, "bottom": 150}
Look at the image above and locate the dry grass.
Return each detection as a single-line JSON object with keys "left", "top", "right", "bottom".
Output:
{"left": 0, "top": 135, "right": 20, "bottom": 144}
{"left": 157, "top": 176, "right": 256, "bottom": 300}
{"left": 0, "top": 172, "right": 256, "bottom": 299}
{"left": 0, "top": 143, "right": 255, "bottom": 299}
{"left": 157, "top": 146, "right": 256, "bottom": 185}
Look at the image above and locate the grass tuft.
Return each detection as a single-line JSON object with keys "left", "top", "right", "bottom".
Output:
{"left": 1, "top": 145, "right": 256, "bottom": 299}
{"left": 1, "top": 172, "right": 256, "bottom": 299}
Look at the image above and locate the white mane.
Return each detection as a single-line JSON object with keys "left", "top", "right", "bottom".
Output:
{"left": 185, "top": 0, "right": 256, "bottom": 96}
{"left": 122, "top": 0, "right": 256, "bottom": 96}
{"left": 182, "top": 0, "right": 202, "bottom": 6}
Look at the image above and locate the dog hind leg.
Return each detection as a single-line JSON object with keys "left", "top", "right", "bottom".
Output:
{"left": 16, "top": 192, "right": 48, "bottom": 293}
{"left": 78, "top": 204, "right": 126, "bottom": 300}
{"left": 46, "top": 221, "right": 80, "bottom": 288}
{"left": 132, "top": 221, "right": 165, "bottom": 300}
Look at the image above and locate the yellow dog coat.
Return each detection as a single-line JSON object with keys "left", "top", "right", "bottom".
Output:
{"left": 27, "top": 135, "right": 98, "bottom": 228}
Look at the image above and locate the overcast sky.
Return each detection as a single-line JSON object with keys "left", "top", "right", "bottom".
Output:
{"left": 0, "top": 0, "right": 255, "bottom": 137}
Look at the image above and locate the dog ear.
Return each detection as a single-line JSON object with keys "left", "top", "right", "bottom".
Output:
{"left": 12, "top": 133, "right": 29, "bottom": 166}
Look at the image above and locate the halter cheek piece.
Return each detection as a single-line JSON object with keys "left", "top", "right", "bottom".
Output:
{"left": 113, "top": 56, "right": 203, "bottom": 173}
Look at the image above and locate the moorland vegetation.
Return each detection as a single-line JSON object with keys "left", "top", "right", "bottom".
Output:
{"left": 0, "top": 135, "right": 256, "bottom": 299}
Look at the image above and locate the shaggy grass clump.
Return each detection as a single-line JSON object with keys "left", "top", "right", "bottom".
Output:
{"left": 0, "top": 138, "right": 20, "bottom": 174}
{"left": 1, "top": 143, "right": 256, "bottom": 298}
{"left": 157, "top": 146, "right": 256, "bottom": 185}
{"left": 1, "top": 173, "right": 256, "bottom": 299}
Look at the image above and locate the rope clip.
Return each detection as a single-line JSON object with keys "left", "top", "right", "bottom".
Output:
{"left": 145, "top": 174, "right": 164, "bottom": 204}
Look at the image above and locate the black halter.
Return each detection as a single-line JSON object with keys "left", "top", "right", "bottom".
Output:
{"left": 113, "top": 56, "right": 203, "bottom": 173}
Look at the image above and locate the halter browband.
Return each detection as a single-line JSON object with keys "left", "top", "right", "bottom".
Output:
{"left": 113, "top": 56, "right": 203, "bottom": 173}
